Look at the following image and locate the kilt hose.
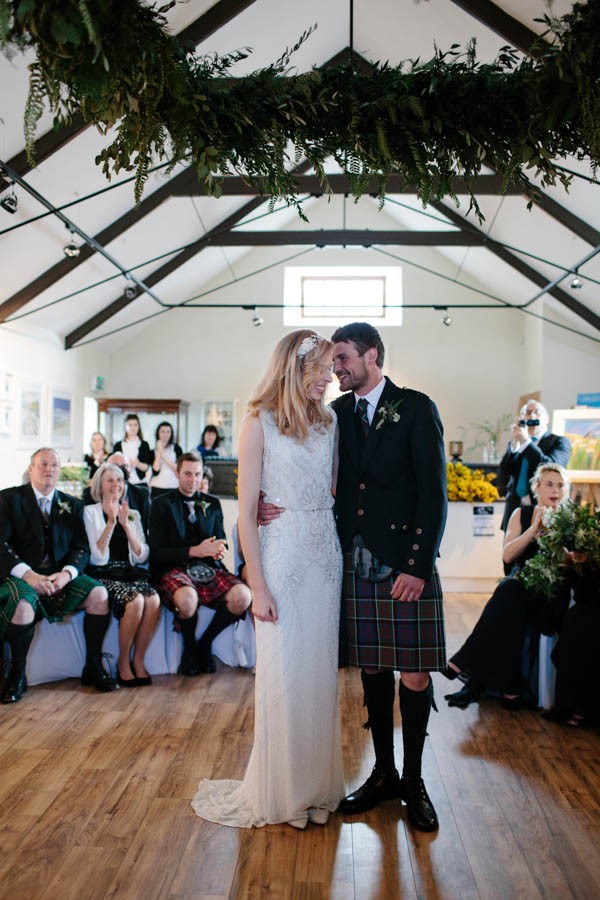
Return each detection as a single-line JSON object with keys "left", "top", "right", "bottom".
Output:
{"left": 341, "top": 551, "right": 447, "bottom": 672}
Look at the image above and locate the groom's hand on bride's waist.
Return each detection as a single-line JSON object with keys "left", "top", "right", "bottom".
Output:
{"left": 257, "top": 491, "right": 284, "bottom": 526}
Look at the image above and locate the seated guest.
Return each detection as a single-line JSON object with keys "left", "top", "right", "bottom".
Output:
{"left": 83, "top": 452, "right": 150, "bottom": 531}
{"left": 200, "top": 465, "right": 213, "bottom": 494}
{"left": 149, "top": 451, "right": 251, "bottom": 675}
{"left": 84, "top": 464, "right": 160, "bottom": 687}
{"left": 543, "top": 566, "right": 600, "bottom": 728}
{"left": 0, "top": 447, "right": 116, "bottom": 704}
{"left": 443, "top": 463, "right": 572, "bottom": 709}
{"left": 499, "top": 400, "right": 571, "bottom": 533}
{"left": 196, "top": 425, "right": 224, "bottom": 460}
{"left": 150, "top": 421, "right": 182, "bottom": 499}
{"left": 84, "top": 431, "right": 109, "bottom": 479}
{"left": 112, "top": 414, "right": 153, "bottom": 484}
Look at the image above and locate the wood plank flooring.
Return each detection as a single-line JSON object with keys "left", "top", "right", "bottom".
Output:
{"left": 0, "top": 593, "right": 599, "bottom": 900}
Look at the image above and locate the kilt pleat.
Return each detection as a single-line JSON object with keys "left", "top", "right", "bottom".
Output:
{"left": 341, "top": 551, "right": 446, "bottom": 672}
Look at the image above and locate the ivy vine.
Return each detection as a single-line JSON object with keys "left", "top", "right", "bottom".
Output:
{"left": 1, "top": 0, "right": 599, "bottom": 218}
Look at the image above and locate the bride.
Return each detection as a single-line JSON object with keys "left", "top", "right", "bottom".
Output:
{"left": 192, "top": 329, "right": 344, "bottom": 828}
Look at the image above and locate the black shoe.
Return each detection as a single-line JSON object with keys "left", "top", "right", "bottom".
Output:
{"left": 117, "top": 672, "right": 139, "bottom": 688}
{"left": 131, "top": 666, "right": 152, "bottom": 686}
{"left": 399, "top": 776, "right": 439, "bottom": 832}
{"left": 81, "top": 661, "right": 117, "bottom": 692}
{"left": 445, "top": 685, "right": 479, "bottom": 709}
{"left": 178, "top": 648, "right": 201, "bottom": 677}
{"left": 1, "top": 670, "right": 28, "bottom": 704}
{"left": 441, "top": 665, "right": 459, "bottom": 681}
{"left": 197, "top": 651, "right": 217, "bottom": 674}
{"left": 338, "top": 767, "right": 402, "bottom": 814}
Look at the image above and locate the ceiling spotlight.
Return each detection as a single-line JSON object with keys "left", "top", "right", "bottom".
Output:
{"left": 0, "top": 185, "right": 17, "bottom": 214}
{"left": 63, "top": 240, "right": 80, "bottom": 258}
{"left": 570, "top": 275, "right": 583, "bottom": 289}
{"left": 124, "top": 284, "right": 137, "bottom": 300}
{"left": 252, "top": 313, "right": 264, "bottom": 327}
{"left": 442, "top": 314, "right": 453, "bottom": 326}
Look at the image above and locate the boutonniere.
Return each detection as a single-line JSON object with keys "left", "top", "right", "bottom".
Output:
{"left": 127, "top": 509, "right": 140, "bottom": 523}
{"left": 56, "top": 498, "right": 72, "bottom": 516}
{"left": 375, "top": 399, "right": 403, "bottom": 430}
{"left": 195, "top": 499, "right": 211, "bottom": 517}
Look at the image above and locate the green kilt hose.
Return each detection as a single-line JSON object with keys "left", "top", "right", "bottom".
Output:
{"left": 342, "top": 552, "right": 446, "bottom": 671}
{"left": 0, "top": 574, "right": 101, "bottom": 639}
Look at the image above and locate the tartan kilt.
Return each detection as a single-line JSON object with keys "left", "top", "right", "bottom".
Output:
{"left": 341, "top": 551, "right": 446, "bottom": 672}
{"left": 0, "top": 574, "right": 101, "bottom": 638}
{"left": 158, "top": 567, "right": 243, "bottom": 613}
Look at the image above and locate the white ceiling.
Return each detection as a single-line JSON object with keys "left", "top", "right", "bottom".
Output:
{"left": 1, "top": 0, "right": 598, "bottom": 352}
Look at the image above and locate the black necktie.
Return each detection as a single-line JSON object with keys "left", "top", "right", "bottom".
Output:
{"left": 356, "top": 398, "right": 370, "bottom": 437}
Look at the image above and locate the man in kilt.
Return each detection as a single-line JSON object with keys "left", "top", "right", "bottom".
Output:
{"left": 331, "top": 323, "right": 447, "bottom": 832}
{"left": 149, "top": 452, "right": 251, "bottom": 675}
{"left": 0, "top": 447, "right": 116, "bottom": 703}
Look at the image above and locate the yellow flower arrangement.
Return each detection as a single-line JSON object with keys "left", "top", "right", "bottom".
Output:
{"left": 446, "top": 462, "right": 500, "bottom": 503}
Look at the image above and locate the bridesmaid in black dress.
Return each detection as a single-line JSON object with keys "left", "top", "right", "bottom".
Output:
{"left": 443, "top": 463, "right": 572, "bottom": 709}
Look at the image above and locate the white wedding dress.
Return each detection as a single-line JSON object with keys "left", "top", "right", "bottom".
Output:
{"left": 192, "top": 409, "right": 344, "bottom": 827}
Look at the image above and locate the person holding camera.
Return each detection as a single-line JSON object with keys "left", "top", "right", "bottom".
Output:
{"left": 498, "top": 400, "right": 571, "bottom": 533}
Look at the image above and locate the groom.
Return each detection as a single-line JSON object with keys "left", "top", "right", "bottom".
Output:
{"left": 331, "top": 322, "right": 447, "bottom": 832}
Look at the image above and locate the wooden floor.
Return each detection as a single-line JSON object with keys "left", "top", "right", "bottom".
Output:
{"left": 1, "top": 593, "right": 599, "bottom": 900}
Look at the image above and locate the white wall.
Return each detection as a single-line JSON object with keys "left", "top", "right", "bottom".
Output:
{"left": 107, "top": 230, "right": 542, "bottom": 460}
{"left": 0, "top": 322, "right": 110, "bottom": 488}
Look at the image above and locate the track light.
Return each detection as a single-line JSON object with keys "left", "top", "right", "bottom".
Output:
{"left": 63, "top": 240, "right": 80, "bottom": 258}
{"left": 442, "top": 314, "right": 453, "bottom": 326}
{"left": 124, "top": 282, "right": 137, "bottom": 300}
{"left": 570, "top": 273, "right": 583, "bottom": 289}
{"left": 0, "top": 185, "right": 17, "bottom": 214}
{"left": 252, "top": 313, "right": 264, "bottom": 327}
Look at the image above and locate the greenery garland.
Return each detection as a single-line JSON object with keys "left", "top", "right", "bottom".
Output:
{"left": 1, "top": 0, "right": 599, "bottom": 215}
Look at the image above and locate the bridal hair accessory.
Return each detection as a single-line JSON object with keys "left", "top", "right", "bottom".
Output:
{"left": 297, "top": 334, "right": 323, "bottom": 360}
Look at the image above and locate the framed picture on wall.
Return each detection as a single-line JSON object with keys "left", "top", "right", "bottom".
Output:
{"left": 18, "top": 382, "right": 44, "bottom": 446}
{"left": 0, "top": 403, "right": 13, "bottom": 437}
{"left": 0, "top": 371, "right": 15, "bottom": 401}
{"left": 552, "top": 409, "right": 600, "bottom": 477}
{"left": 50, "top": 389, "right": 73, "bottom": 446}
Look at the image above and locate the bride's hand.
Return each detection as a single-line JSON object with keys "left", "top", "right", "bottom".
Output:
{"left": 252, "top": 586, "right": 278, "bottom": 624}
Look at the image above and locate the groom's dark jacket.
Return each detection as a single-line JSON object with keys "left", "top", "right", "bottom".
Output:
{"left": 332, "top": 377, "right": 447, "bottom": 581}
{"left": 0, "top": 483, "right": 89, "bottom": 578}
{"left": 148, "top": 489, "right": 227, "bottom": 582}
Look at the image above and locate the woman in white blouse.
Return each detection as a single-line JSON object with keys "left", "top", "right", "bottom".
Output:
{"left": 150, "top": 421, "right": 182, "bottom": 498}
{"left": 112, "top": 414, "right": 153, "bottom": 484}
{"left": 84, "top": 464, "right": 160, "bottom": 687}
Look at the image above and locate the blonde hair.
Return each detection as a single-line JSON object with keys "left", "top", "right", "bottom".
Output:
{"left": 90, "top": 463, "right": 125, "bottom": 502}
{"left": 248, "top": 329, "right": 333, "bottom": 440}
{"left": 530, "top": 462, "right": 571, "bottom": 496}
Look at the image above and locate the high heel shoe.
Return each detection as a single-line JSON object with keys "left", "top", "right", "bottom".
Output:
{"left": 445, "top": 684, "right": 480, "bottom": 709}
{"left": 287, "top": 815, "right": 309, "bottom": 829}
{"left": 307, "top": 807, "right": 330, "bottom": 825}
{"left": 117, "top": 672, "right": 138, "bottom": 688}
{"left": 131, "top": 665, "right": 152, "bottom": 686}
{"left": 441, "top": 665, "right": 459, "bottom": 681}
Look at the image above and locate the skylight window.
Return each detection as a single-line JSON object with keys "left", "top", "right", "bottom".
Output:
{"left": 283, "top": 266, "right": 402, "bottom": 327}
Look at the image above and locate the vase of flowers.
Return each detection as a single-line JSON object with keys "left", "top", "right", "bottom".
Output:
{"left": 446, "top": 462, "right": 500, "bottom": 503}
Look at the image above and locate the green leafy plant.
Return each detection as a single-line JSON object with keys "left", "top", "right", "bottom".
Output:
{"left": 518, "top": 503, "right": 600, "bottom": 600}
{"left": 1, "top": 0, "right": 599, "bottom": 213}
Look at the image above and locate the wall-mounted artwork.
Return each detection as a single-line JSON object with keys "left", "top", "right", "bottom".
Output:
{"left": 50, "top": 390, "right": 73, "bottom": 446}
{"left": 0, "top": 403, "right": 13, "bottom": 437}
{"left": 0, "top": 371, "right": 15, "bottom": 401}
{"left": 18, "top": 383, "right": 43, "bottom": 446}
{"left": 552, "top": 409, "right": 600, "bottom": 477}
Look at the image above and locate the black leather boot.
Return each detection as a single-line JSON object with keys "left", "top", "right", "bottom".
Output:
{"left": 81, "top": 613, "right": 117, "bottom": 691}
{"left": 399, "top": 677, "right": 438, "bottom": 831}
{"left": 1, "top": 622, "right": 35, "bottom": 704}
{"left": 338, "top": 670, "right": 401, "bottom": 814}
